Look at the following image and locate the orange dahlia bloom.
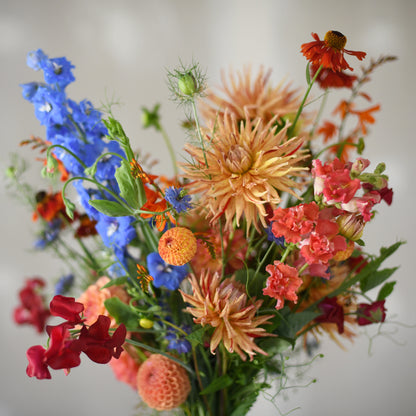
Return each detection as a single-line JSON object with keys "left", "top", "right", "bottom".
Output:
{"left": 158, "top": 227, "right": 197, "bottom": 266}
{"left": 181, "top": 111, "right": 308, "bottom": 232}
{"left": 180, "top": 271, "right": 275, "bottom": 361}
{"left": 137, "top": 354, "right": 191, "bottom": 410}
{"left": 201, "top": 66, "right": 303, "bottom": 126}
{"left": 301, "top": 31, "right": 366, "bottom": 72}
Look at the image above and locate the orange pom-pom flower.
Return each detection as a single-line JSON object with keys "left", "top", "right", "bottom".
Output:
{"left": 158, "top": 227, "right": 197, "bottom": 266}
{"left": 137, "top": 354, "right": 191, "bottom": 410}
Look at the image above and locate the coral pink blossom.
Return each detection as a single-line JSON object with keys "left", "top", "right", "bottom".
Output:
{"left": 271, "top": 202, "right": 319, "bottom": 243}
{"left": 109, "top": 349, "right": 141, "bottom": 390}
{"left": 300, "top": 219, "right": 347, "bottom": 265}
{"left": 137, "top": 354, "right": 191, "bottom": 410}
{"left": 340, "top": 191, "right": 381, "bottom": 222}
{"left": 77, "top": 276, "right": 129, "bottom": 326}
{"left": 263, "top": 261, "right": 303, "bottom": 310}
{"left": 312, "top": 158, "right": 360, "bottom": 204}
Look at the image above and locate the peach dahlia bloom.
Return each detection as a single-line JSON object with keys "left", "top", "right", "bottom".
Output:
{"left": 200, "top": 66, "right": 303, "bottom": 126}
{"left": 181, "top": 111, "right": 308, "bottom": 232}
{"left": 180, "top": 271, "right": 275, "bottom": 361}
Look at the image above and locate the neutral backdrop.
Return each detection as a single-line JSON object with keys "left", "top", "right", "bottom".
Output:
{"left": 1, "top": 1, "right": 415, "bottom": 415}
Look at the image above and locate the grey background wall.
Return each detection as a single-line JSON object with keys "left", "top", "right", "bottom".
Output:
{"left": 0, "top": 1, "right": 415, "bottom": 415}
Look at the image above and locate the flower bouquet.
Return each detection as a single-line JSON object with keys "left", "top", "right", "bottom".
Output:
{"left": 9, "top": 30, "right": 402, "bottom": 415}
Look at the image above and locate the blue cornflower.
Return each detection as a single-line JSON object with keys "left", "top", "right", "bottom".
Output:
{"left": 165, "top": 186, "right": 192, "bottom": 213}
{"left": 147, "top": 252, "right": 189, "bottom": 290}
{"left": 54, "top": 274, "right": 74, "bottom": 295}
{"left": 166, "top": 333, "right": 192, "bottom": 354}
{"left": 34, "top": 219, "right": 62, "bottom": 249}
{"left": 266, "top": 226, "right": 285, "bottom": 246}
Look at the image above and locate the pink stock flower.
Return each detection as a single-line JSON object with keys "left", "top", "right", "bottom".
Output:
{"left": 263, "top": 261, "right": 303, "bottom": 310}
{"left": 312, "top": 158, "right": 361, "bottom": 205}
{"left": 340, "top": 191, "right": 381, "bottom": 222}
{"left": 300, "top": 219, "right": 347, "bottom": 265}
{"left": 271, "top": 202, "right": 319, "bottom": 243}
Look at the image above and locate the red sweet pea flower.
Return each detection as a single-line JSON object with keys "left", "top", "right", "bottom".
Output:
{"left": 271, "top": 202, "right": 319, "bottom": 244}
{"left": 301, "top": 31, "right": 366, "bottom": 72}
{"left": 26, "top": 323, "right": 81, "bottom": 380}
{"left": 70, "top": 315, "right": 126, "bottom": 364}
{"left": 49, "top": 295, "right": 84, "bottom": 325}
{"left": 310, "top": 64, "right": 357, "bottom": 89}
{"left": 263, "top": 261, "right": 303, "bottom": 310}
{"left": 357, "top": 300, "right": 387, "bottom": 326}
{"left": 315, "top": 297, "right": 345, "bottom": 334}
{"left": 14, "top": 278, "right": 50, "bottom": 333}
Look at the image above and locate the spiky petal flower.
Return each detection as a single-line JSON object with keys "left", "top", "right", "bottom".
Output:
{"left": 200, "top": 66, "right": 303, "bottom": 125}
{"left": 136, "top": 354, "right": 191, "bottom": 411}
{"left": 181, "top": 111, "right": 308, "bottom": 232}
{"left": 180, "top": 271, "right": 274, "bottom": 361}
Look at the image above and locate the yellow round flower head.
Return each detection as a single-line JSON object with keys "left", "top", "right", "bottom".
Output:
{"left": 158, "top": 227, "right": 197, "bottom": 266}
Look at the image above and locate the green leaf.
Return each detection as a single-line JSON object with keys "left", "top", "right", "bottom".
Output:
{"left": 186, "top": 326, "right": 208, "bottom": 347}
{"left": 101, "top": 276, "right": 128, "bottom": 288}
{"left": 360, "top": 267, "right": 398, "bottom": 293}
{"left": 115, "top": 161, "right": 139, "bottom": 208}
{"left": 235, "top": 268, "right": 267, "bottom": 298}
{"left": 88, "top": 199, "right": 132, "bottom": 217}
{"left": 274, "top": 308, "right": 320, "bottom": 340}
{"left": 200, "top": 374, "right": 233, "bottom": 395}
{"left": 104, "top": 297, "right": 138, "bottom": 330}
{"left": 377, "top": 281, "right": 396, "bottom": 301}
{"left": 305, "top": 62, "right": 311, "bottom": 84}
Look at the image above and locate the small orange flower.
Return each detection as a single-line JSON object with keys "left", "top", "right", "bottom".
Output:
{"left": 137, "top": 354, "right": 191, "bottom": 411}
{"left": 32, "top": 191, "right": 68, "bottom": 222}
{"left": 310, "top": 64, "right": 357, "bottom": 89}
{"left": 317, "top": 120, "right": 338, "bottom": 143}
{"left": 301, "top": 31, "right": 366, "bottom": 72}
{"left": 136, "top": 264, "right": 153, "bottom": 293}
{"left": 158, "top": 227, "right": 197, "bottom": 266}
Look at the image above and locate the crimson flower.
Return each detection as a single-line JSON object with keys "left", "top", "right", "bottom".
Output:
{"left": 13, "top": 278, "right": 50, "bottom": 333}
{"left": 70, "top": 315, "right": 126, "bottom": 364}
{"left": 315, "top": 297, "right": 345, "bottom": 334}
{"left": 49, "top": 295, "right": 84, "bottom": 325}
{"left": 301, "top": 31, "right": 366, "bottom": 72}
{"left": 26, "top": 323, "right": 81, "bottom": 379}
{"left": 357, "top": 300, "right": 387, "bottom": 326}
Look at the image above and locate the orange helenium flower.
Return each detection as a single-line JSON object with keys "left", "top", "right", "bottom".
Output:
{"left": 180, "top": 271, "right": 275, "bottom": 361}
{"left": 301, "top": 31, "right": 366, "bottom": 72}
{"left": 181, "top": 111, "right": 309, "bottom": 232}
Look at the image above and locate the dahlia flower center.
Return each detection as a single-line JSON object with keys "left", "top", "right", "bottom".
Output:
{"left": 324, "top": 30, "right": 347, "bottom": 50}
{"left": 225, "top": 144, "right": 253, "bottom": 174}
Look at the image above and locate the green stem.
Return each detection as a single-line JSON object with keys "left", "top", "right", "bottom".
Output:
{"left": 47, "top": 144, "right": 88, "bottom": 170}
{"left": 191, "top": 98, "right": 209, "bottom": 170}
{"left": 255, "top": 242, "right": 276, "bottom": 276}
{"left": 289, "top": 64, "right": 323, "bottom": 137}
{"left": 159, "top": 124, "right": 179, "bottom": 177}
{"left": 310, "top": 88, "right": 329, "bottom": 139}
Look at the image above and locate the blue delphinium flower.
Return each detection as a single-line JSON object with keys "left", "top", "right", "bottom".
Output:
{"left": 54, "top": 274, "right": 74, "bottom": 295}
{"left": 95, "top": 214, "right": 136, "bottom": 251}
{"left": 26, "top": 49, "right": 48, "bottom": 71}
{"left": 164, "top": 186, "right": 192, "bottom": 213}
{"left": 147, "top": 252, "right": 189, "bottom": 290}
{"left": 40, "top": 56, "right": 75, "bottom": 88}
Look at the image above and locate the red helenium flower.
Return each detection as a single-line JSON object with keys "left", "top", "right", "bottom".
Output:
{"left": 301, "top": 31, "right": 366, "bottom": 72}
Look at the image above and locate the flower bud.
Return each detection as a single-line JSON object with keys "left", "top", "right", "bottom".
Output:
{"left": 139, "top": 318, "right": 154, "bottom": 329}
{"left": 178, "top": 73, "right": 197, "bottom": 96}
{"left": 337, "top": 214, "right": 365, "bottom": 241}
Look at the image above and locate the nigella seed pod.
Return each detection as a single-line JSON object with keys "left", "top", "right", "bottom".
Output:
{"left": 178, "top": 73, "right": 197, "bottom": 96}
{"left": 337, "top": 214, "right": 365, "bottom": 241}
